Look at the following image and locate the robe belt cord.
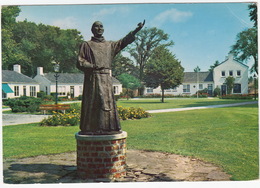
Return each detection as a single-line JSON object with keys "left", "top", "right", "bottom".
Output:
{"left": 93, "top": 69, "right": 110, "bottom": 74}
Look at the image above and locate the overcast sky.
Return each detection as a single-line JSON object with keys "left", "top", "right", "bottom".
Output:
{"left": 4, "top": 0, "right": 256, "bottom": 72}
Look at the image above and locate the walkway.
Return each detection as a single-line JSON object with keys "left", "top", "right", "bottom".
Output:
{"left": 147, "top": 101, "right": 258, "bottom": 113}
{"left": 3, "top": 150, "right": 231, "bottom": 183}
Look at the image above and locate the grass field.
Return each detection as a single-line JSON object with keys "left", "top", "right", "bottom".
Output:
{"left": 2, "top": 100, "right": 259, "bottom": 180}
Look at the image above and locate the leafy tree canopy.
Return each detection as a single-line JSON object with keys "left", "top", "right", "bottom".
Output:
{"left": 230, "top": 27, "right": 258, "bottom": 74}
{"left": 112, "top": 52, "right": 139, "bottom": 79}
{"left": 127, "top": 27, "right": 174, "bottom": 82}
{"left": 145, "top": 46, "right": 184, "bottom": 102}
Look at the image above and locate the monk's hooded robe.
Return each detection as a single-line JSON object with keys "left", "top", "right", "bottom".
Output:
{"left": 77, "top": 32, "right": 135, "bottom": 135}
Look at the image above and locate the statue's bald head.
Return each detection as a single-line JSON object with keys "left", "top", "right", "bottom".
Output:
{"left": 91, "top": 21, "right": 104, "bottom": 37}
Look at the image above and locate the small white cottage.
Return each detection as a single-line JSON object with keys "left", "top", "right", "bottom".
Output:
{"left": 2, "top": 65, "right": 40, "bottom": 99}
{"left": 33, "top": 67, "right": 123, "bottom": 98}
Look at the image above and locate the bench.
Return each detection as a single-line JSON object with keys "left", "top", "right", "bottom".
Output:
{"left": 39, "top": 104, "right": 70, "bottom": 114}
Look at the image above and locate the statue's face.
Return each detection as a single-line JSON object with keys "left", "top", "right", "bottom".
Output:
{"left": 92, "top": 21, "right": 104, "bottom": 37}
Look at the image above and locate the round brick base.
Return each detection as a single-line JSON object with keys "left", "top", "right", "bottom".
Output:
{"left": 75, "top": 131, "right": 127, "bottom": 179}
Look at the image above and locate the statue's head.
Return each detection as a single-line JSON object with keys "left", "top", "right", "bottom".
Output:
{"left": 91, "top": 21, "right": 104, "bottom": 37}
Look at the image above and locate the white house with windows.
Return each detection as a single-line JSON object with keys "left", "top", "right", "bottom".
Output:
{"left": 213, "top": 53, "right": 248, "bottom": 95}
{"left": 2, "top": 64, "right": 40, "bottom": 99}
{"left": 33, "top": 67, "right": 122, "bottom": 98}
{"left": 144, "top": 53, "right": 248, "bottom": 96}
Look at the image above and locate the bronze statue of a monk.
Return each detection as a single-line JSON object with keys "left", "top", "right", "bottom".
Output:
{"left": 77, "top": 20, "right": 145, "bottom": 135}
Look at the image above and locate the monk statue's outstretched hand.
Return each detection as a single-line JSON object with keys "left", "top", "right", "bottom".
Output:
{"left": 133, "top": 20, "right": 145, "bottom": 35}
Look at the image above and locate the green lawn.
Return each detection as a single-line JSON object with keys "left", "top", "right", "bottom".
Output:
{"left": 117, "top": 98, "right": 254, "bottom": 110}
{"left": 2, "top": 100, "right": 258, "bottom": 180}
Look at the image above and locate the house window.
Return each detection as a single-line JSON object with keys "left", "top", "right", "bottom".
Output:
{"left": 30, "top": 86, "right": 36, "bottom": 97}
{"left": 79, "top": 86, "right": 83, "bottom": 95}
{"left": 233, "top": 84, "right": 241, "bottom": 94}
{"left": 183, "top": 84, "right": 190, "bottom": 93}
{"left": 113, "top": 86, "right": 119, "bottom": 94}
{"left": 172, "top": 87, "right": 177, "bottom": 92}
{"left": 199, "top": 84, "right": 203, "bottom": 90}
{"left": 147, "top": 88, "right": 153, "bottom": 93}
{"left": 221, "top": 71, "right": 226, "bottom": 77}
{"left": 58, "top": 86, "right": 66, "bottom": 96}
{"left": 237, "top": 70, "right": 241, "bottom": 77}
{"left": 229, "top": 71, "right": 233, "bottom": 76}
{"left": 14, "top": 86, "right": 19, "bottom": 96}
{"left": 165, "top": 89, "right": 171, "bottom": 92}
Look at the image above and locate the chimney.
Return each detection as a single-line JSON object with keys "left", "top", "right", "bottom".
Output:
{"left": 37, "top": 67, "right": 44, "bottom": 75}
{"left": 228, "top": 53, "right": 234, "bottom": 60}
{"left": 13, "top": 64, "right": 21, "bottom": 73}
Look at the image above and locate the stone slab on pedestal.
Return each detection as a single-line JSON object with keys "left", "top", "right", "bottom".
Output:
{"left": 75, "top": 131, "right": 127, "bottom": 179}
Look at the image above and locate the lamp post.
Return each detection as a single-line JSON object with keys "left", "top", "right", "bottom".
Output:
{"left": 253, "top": 73, "right": 257, "bottom": 100}
{"left": 194, "top": 66, "right": 200, "bottom": 98}
{"left": 53, "top": 62, "right": 60, "bottom": 105}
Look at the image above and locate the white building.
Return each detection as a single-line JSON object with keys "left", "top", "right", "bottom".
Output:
{"left": 33, "top": 67, "right": 122, "bottom": 98}
{"left": 144, "top": 53, "right": 249, "bottom": 96}
{"left": 213, "top": 53, "right": 248, "bottom": 95}
{"left": 2, "top": 65, "right": 40, "bottom": 99}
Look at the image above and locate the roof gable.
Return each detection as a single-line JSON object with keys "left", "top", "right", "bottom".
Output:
{"left": 214, "top": 56, "right": 249, "bottom": 70}
{"left": 2, "top": 70, "right": 38, "bottom": 84}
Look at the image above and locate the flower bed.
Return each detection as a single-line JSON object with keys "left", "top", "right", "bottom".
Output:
{"left": 117, "top": 106, "right": 150, "bottom": 120}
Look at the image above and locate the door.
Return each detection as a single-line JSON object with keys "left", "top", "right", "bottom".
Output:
{"left": 207, "top": 84, "right": 213, "bottom": 96}
{"left": 70, "top": 86, "right": 75, "bottom": 98}
{"left": 221, "top": 85, "right": 227, "bottom": 96}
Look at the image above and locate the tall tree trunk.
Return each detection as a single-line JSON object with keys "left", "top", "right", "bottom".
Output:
{"left": 161, "top": 88, "right": 165, "bottom": 103}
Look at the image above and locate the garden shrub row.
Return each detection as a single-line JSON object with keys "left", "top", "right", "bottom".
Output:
{"left": 4, "top": 96, "right": 42, "bottom": 113}
{"left": 219, "top": 94, "right": 254, "bottom": 100}
{"left": 40, "top": 109, "right": 80, "bottom": 126}
{"left": 117, "top": 106, "right": 150, "bottom": 120}
{"left": 40, "top": 105, "right": 150, "bottom": 126}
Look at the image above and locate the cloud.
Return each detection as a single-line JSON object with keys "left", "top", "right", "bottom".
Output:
{"left": 153, "top": 8, "right": 193, "bottom": 26}
{"left": 91, "top": 7, "right": 130, "bottom": 21}
{"left": 52, "top": 17, "right": 78, "bottom": 29}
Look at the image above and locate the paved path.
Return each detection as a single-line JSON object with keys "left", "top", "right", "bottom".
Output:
{"left": 147, "top": 101, "right": 258, "bottom": 113}
{"left": 2, "top": 114, "right": 51, "bottom": 126}
{"left": 3, "top": 150, "right": 231, "bottom": 183}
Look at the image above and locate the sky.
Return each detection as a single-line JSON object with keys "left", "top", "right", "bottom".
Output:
{"left": 9, "top": 1, "right": 256, "bottom": 73}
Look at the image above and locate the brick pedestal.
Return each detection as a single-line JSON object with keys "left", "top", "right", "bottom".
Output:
{"left": 75, "top": 131, "right": 127, "bottom": 179}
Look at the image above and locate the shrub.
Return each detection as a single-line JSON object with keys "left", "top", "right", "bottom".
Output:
{"left": 4, "top": 96, "right": 42, "bottom": 113}
{"left": 117, "top": 106, "right": 150, "bottom": 120}
{"left": 220, "top": 94, "right": 254, "bottom": 100}
{"left": 214, "top": 86, "right": 221, "bottom": 97}
{"left": 40, "top": 109, "right": 80, "bottom": 126}
{"left": 37, "top": 91, "right": 46, "bottom": 99}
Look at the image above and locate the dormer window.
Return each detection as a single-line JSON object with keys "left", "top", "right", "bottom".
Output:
{"left": 221, "top": 71, "right": 226, "bottom": 77}
{"left": 237, "top": 70, "right": 241, "bottom": 77}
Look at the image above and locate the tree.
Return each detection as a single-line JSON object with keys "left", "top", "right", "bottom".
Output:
{"left": 127, "top": 27, "right": 174, "bottom": 95}
{"left": 225, "top": 76, "right": 235, "bottom": 94}
{"left": 112, "top": 52, "right": 139, "bottom": 79}
{"left": 1, "top": 6, "right": 29, "bottom": 71}
{"left": 11, "top": 20, "right": 83, "bottom": 76}
{"left": 118, "top": 73, "right": 141, "bottom": 100}
{"left": 230, "top": 3, "right": 258, "bottom": 74}
{"left": 249, "top": 3, "right": 257, "bottom": 27}
{"left": 144, "top": 46, "right": 184, "bottom": 103}
{"left": 209, "top": 60, "right": 220, "bottom": 72}
{"left": 230, "top": 28, "right": 258, "bottom": 74}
